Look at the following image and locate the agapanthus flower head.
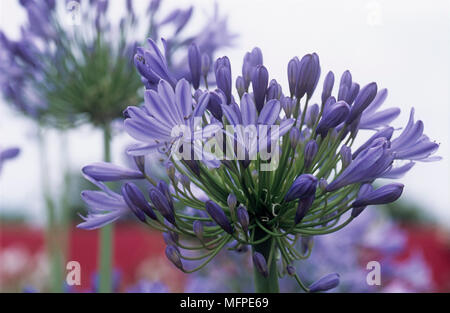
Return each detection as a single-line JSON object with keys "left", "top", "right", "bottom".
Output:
{"left": 79, "top": 42, "right": 440, "bottom": 292}
{"left": 0, "top": 0, "right": 233, "bottom": 128}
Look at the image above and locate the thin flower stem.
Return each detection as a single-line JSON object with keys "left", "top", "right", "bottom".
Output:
{"left": 99, "top": 124, "right": 113, "bottom": 293}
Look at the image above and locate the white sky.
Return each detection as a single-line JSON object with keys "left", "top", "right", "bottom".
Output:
{"left": 0, "top": 0, "right": 449, "bottom": 227}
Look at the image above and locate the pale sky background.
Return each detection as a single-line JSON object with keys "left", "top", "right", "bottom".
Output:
{"left": 0, "top": 0, "right": 449, "bottom": 227}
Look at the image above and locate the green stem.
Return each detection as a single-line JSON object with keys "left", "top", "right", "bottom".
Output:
{"left": 252, "top": 227, "right": 279, "bottom": 293}
{"left": 98, "top": 125, "right": 113, "bottom": 293}
{"left": 38, "top": 126, "right": 63, "bottom": 293}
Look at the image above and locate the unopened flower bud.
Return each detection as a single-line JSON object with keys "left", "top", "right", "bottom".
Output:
{"left": 304, "top": 140, "right": 318, "bottom": 169}
{"left": 309, "top": 273, "right": 340, "bottom": 293}
{"left": 193, "top": 220, "right": 204, "bottom": 241}
{"left": 227, "top": 194, "right": 237, "bottom": 212}
{"left": 165, "top": 245, "right": 183, "bottom": 270}
{"left": 289, "top": 127, "right": 301, "bottom": 150}
{"left": 236, "top": 206, "right": 249, "bottom": 233}
{"left": 252, "top": 252, "right": 268, "bottom": 278}
{"left": 205, "top": 200, "right": 233, "bottom": 235}
{"left": 286, "top": 265, "right": 296, "bottom": 276}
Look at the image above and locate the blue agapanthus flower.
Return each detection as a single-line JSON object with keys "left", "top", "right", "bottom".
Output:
{"left": 79, "top": 39, "right": 440, "bottom": 292}
{"left": 0, "top": 0, "right": 234, "bottom": 127}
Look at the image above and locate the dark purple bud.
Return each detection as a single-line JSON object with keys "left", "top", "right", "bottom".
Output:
{"left": 201, "top": 53, "right": 211, "bottom": 77}
{"left": 289, "top": 127, "right": 301, "bottom": 150}
{"left": 286, "top": 265, "right": 296, "bottom": 276}
{"left": 252, "top": 65, "right": 269, "bottom": 112}
{"left": 207, "top": 91, "right": 223, "bottom": 120}
{"left": 227, "top": 194, "right": 237, "bottom": 211}
{"left": 149, "top": 187, "right": 175, "bottom": 225}
{"left": 285, "top": 174, "right": 318, "bottom": 203}
{"left": 236, "top": 76, "right": 246, "bottom": 99}
{"left": 163, "top": 231, "right": 179, "bottom": 246}
{"left": 236, "top": 206, "right": 249, "bottom": 233}
{"left": 340, "top": 145, "right": 352, "bottom": 168}
{"left": 304, "top": 140, "right": 318, "bottom": 169}
{"left": 309, "top": 273, "right": 340, "bottom": 292}
{"left": 321, "top": 71, "right": 335, "bottom": 104}
{"left": 296, "top": 53, "right": 321, "bottom": 100}
{"left": 133, "top": 156, "right": 146, "bottom": 174}
{"left": 188, "top": 43, "right": 201, "bottom": 89}
{"left": 338, "top": 70, "right": 352, "bottom": 102}
{"left": 252, "top": 252, "right": 268, "bottom": 278}
{"left": 82, "top": 162, "right": 145, "bottom": 182}
{"left": 205, "top": 200, "right": 233, "bottom": 235}
{"left": 346, "top": 82, "right": 378, "bottom": 125}
{"left": 319, "top": 178, "right": 328, "bottom": 191}
{"left": 215, "top": 57, "right": 232, "bottom": 104}
{"left": 193, "top": 220, "right": 204, "bottom": 241}
{"left": 123, "top": 182, "right": 157, "bottom": 220}
{"left": 281, "top": 97, "right": 295, "bottom": 118}
{"left": 295, "top": 195, "right": 315, "bottom": 225}
{"left": 347, "top": 83, "right": 360, "bottom": 105}
{"left": 288, "top": 57, "right": 300, "bottom": 97}
{"left": 266, "top": 79, "right": 282, "bottom": 101}
{"left": 352, "top": 183, "right": 404, "bottom": 209}
{"left": 165, "top": 245, "right": 183, "bottom": 270}
{"left": 121, "top": 184, "right": 146, "bottom": 222}
{"left": 305, "top": 103, "right": 320, "bottom": 128}
{"left": 316, "top": 101, "right": 350, "bottom": 137}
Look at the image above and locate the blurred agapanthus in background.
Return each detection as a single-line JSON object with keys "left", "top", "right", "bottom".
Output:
{"left": 0, "top": 0, "right": 234, "bottom": 127}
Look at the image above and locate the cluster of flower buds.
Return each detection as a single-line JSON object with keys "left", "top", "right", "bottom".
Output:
{"left": 79, "top": 37, "right": 440, "bottom": 292}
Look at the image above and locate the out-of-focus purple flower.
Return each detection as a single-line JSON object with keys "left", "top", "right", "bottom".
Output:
{"left": 127, "top": 280, "right": 169, "bottom": 293}
{"left": 0, "top": 146, "right": 20, "bottom": 173}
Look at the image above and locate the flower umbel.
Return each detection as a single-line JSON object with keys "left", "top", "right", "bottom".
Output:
{"left": 79, "top": 43, "right": 440, "bottom": 292}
